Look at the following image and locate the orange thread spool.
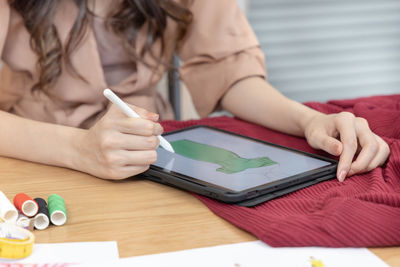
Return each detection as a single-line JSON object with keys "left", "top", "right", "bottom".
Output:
{"left": 13, "top": 193, "right": 38, "bottom": 217}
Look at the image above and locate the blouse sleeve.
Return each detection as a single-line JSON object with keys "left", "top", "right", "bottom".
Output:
{"left": 177, "top": 0, "right": 267, "bottom": 118}
{"left": 0, "top": 0, "right": 10, "bottom": 60}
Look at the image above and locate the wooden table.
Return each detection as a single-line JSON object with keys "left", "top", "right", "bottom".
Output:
{"left": 1, "top": 156, "right": 399, "bottom": 266}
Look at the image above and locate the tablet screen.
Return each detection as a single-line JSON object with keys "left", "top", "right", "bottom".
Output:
{"left": 153, "top": 127, "right": 333, "bottom": 192}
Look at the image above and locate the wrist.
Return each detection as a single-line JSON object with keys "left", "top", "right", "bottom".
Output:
{"left": 62, "top": 127, "right": 89, "bottom": 172}
{"left": 292, "top": 102, "right": 321, "bottom": 137}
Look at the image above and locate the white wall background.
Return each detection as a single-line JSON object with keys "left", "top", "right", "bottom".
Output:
{"left": 237, "top": 0, "right": 248, "bottom": 12}
{"left": 248, "top": 0, "right": 400, "bottom": 102}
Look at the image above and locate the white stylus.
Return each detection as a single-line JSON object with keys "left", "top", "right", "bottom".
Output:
{"left": 103, "top": 88, "right": 175, "bottom": 153}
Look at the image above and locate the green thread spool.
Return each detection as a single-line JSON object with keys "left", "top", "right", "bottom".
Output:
{"left": 48, "top": 194, "right": 67, "bottom": 226}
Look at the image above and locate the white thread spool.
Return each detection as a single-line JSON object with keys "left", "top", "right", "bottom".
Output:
{"left": 0, "top": 190, "right": 18, "bottom": 223}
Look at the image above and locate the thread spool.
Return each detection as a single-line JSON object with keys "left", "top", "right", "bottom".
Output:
{"left": 13, "top": 193, "right": 38, "bottom": 217}
{"left": 0, "top": 190, "right": 18, "bottom": 223}
{"left": 48, "top": 194, "right": 67, "bottom": 226}
{"left": 33, "top": 198, "right": 50, "bottom": 230}
{"left": 16, "top": 212, "right": 30, "bottom": 229}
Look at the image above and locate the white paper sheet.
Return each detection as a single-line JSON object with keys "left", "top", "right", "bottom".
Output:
{"left": 0, "top": 241, "right": 119, "bottom": 265}
{"left": 118, "top": 241, "right": 390, "bottom": 267}
{"left": 0, "top": 240, "right": 391, "bottom": 267}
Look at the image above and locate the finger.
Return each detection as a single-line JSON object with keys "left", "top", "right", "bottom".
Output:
{"left": 120, "top": 150, "right": 158, "bottom": 166}
{"left": 108, "top": 101, "right": 159, "bottom": 121}
{"left": 146, "top": 113, "right": 160, "bottom": 122}
{"left": 109, "top": 133, "right": 160, "bottom": 151}
{"left": 127, "top": 104, "right": 159, "bottom": 121}
{"left": 105, "top": 150, "right": 158, "bottom": 167}
{"left": 335, "top": 112, "right": 357, "bottom": 182}
{"left": 363, "top": 136, "right": 391, "bottom": 172}
{"left": 347, "top": 120, "right": 379, "bottom": 176}
{"left": 116, "top": 118, "right": 163, "bottom": 136}
{"left": 308, "top": 132, "right": 343, "bottom": 156}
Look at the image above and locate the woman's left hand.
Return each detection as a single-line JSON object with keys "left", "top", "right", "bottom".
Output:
{"left": 303, "top": 112, "right": 390, "bottom": 182}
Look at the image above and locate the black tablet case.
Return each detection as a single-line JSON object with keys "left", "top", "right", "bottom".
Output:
{"left": 143, "top": 125, "right": 337, "bottom": 207}
{"left": 142, "top": 170, "right": 336, "bottom": 207}
{"left": 234, "top": 173, "right": 336, "bottom": 206}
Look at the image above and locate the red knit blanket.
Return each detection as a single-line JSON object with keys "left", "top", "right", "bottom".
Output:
{"left": 161, "top": 94, "right": 400, "bottom": 247}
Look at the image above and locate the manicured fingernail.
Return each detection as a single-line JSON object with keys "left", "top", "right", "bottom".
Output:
{"left": 148, "top": 113, "right": 159, "bottom": 120}
{"left": 338, "top": 170, "right": 347, "bottom": 182}
{"left": 333, "top": 143, "right": 341, "bottom": 155}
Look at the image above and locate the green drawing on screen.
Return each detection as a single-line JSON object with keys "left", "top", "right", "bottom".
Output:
{"left": 170, "top": 139, "right": 277, "bottom": 174}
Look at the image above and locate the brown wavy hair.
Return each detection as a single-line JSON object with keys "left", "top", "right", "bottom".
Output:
{"left": 8, "top": 0, "right": 192, "bottom": 94}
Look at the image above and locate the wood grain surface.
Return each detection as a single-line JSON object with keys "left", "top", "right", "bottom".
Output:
{"left": 0, "top": 156, "right": 398, "bottom": 266}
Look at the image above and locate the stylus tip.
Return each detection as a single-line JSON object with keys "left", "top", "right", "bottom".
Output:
{"left": 159, "top": 137, "right": 175, "bottom": 153}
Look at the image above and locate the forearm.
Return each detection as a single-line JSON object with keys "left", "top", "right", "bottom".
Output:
{"left": 221, "top": 77, "right": 321, "bottom": 137}
{"left": 0, "top": 110, "right": 84, "bottom": 170}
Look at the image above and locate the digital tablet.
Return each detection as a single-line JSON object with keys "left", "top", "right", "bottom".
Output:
{"left": 142, "top": 125, "right": 337, "bottom": 207}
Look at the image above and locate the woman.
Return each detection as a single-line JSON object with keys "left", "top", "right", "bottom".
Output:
{"left": 0, "top": 0, "right": 389, "bottom": 180}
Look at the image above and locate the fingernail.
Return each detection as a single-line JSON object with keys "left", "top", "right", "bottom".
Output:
{"left": 333, "top": 143, "right": 341, "bottom": 155}
{"left": 338, "top": 170, "right": 347, "bottom": 182}
{"left": 148, "top": 113, "right": 159, "bottom": 121}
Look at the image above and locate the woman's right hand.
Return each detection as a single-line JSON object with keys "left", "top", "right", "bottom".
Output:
{"left": 75, "top": 104, "right": 163, "bottom": 180}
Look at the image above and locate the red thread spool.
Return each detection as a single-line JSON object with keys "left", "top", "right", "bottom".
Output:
{"left": 13, "top": 193, "right": 39, "bottom": 217}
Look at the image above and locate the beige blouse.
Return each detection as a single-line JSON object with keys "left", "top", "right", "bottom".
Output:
{"left": 0, "top": 0, "right": 266, "bottom": 129}
{"left": 91, "top": 16, "right": 137, "bottom": 88}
